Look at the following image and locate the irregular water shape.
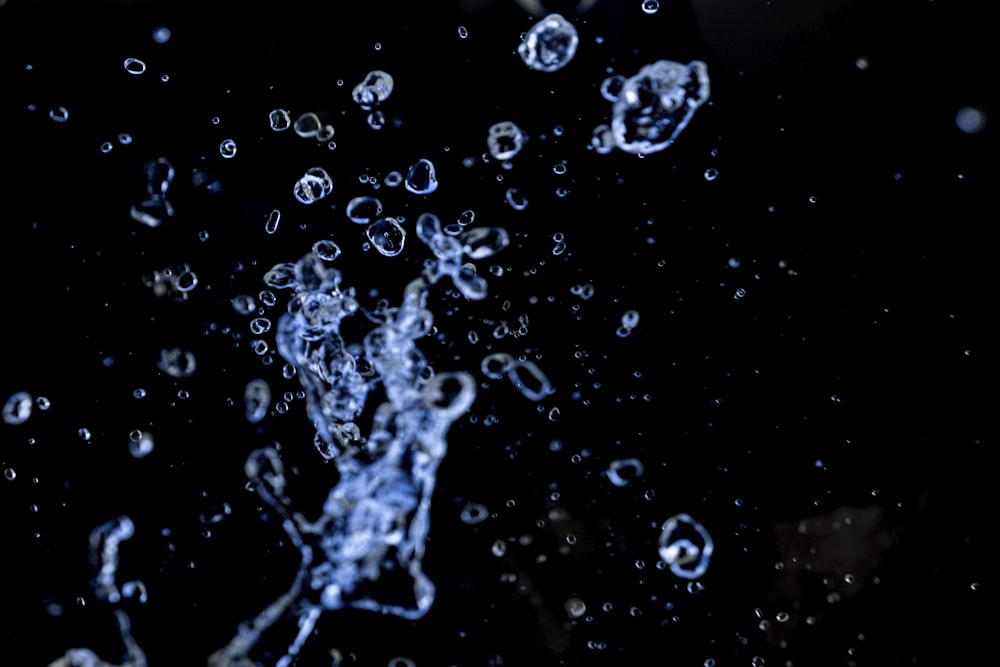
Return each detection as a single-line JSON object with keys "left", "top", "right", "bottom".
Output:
{"left": 518, "top": 13, "right": 579, "bottom": 72}
{"left": 157, "top": 347, "right": 196, "bottom": 378}
{"left": 265, "top": 208, "right": 281, "bottom": 234}
{"left": 658, "top": 513, "right": 714, "bottom": 579}
{"left": 352, "top": 70, "right": 394, "bottom": 110}
{"left": 404, "top": 158, "right": 438, "bottom": 195}
{"left": 244, "top": 378, "right": 271, "bottom": 424}
{"left": 366, "top": 217, "right": 406, "bottom": 257}
{"left": 293, "top": 112, "right": 321, "bottom": 138}
{"left": 48, "top": 517, "right": 147, "bottom": 667}
{"left": 211, "top": 229, "right": 502, "bottom": 665}
{"left": 487, "top": 121, "right": 527, "bottom": 161}
{"left": 123, "top": 58, "right": 146, "bottom": 75}
{"left": 611, "top": 60, "right": 710, "bottom": 155}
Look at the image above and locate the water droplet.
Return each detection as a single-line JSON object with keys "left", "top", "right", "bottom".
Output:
{"left": 642, "top": 0, "right": 660, "bottom": 14}
{"left": 128, "top": 430, "right": 155, "bottom": 458}
{"left": 269, "top": 108, "right": 291, "bottom": 132}
{"left": 264, "top": 208, "right": 281, "bottom": 234}
{"left": 505, "top": 188, "right": 528, "bottom": 210}
{"left": 487, "top": 122, "right": 527, "bottom": 161}
{"left": 606, "top": 458, "right": 644, "bottom": 486}
{"left": 458, "top": 26, "right": 469, "bottom": 38}
{"left": 3, "top": 467, "right": 16, "bottom": 481}
{"left": 345, "top": 196, "right": 383, "bottom": 224}
{"left": 612, "top": 60, "right": 710, "bottom": 154}
{"left": 123, "top": 57, "right": 146, "bottom": 75}
{"left": 565, "top": 597, "right": 586, "bottom": 618}
{"left": 2, "top": 391, "right": 33, "bottom": 425}
{"left": 312, "top": 239, "right": 341, "bottom": 262}
{"left": 460, "top": 502, "right": 488, "bottom": 524}
{"left": 956, "top": 106, "right": 987, "bottom": 134}
{"left": 658, "top": 513, "right": 714, "bottom": 579}
{"left": 704, "top": 168, "right": 719, "bottom": 181}
{"left": 78, "top": 428, "right": 92, "bottom": 441}
{"left": 519, "top": 14, "right": 579, "bottom": 72}
{"left": 366, "top": 218, "right": 407, "bottom": 257}
{"left": 293, "top": 167, "right": 333, "bottom": 204}
{"left": 48, "top": 106, "right": 69, "bottom": 122}
{"left": 219, "top": 139, "right": 237, "bottom": 158}
{"left": 353, "top": 70, "right": 394, "bottom": 110}
{"left": 405, "top": 158, "right": 438, "bottom": 195}
{"left": 293, "top": 112, "right": 321, "bottom": 138}
{"left": 118, "top": 133, "right": 132, "bottom": 145}
{"left": 100, "top": 142, "right": 113, "bottom": 153}
{"left": 152, "top": 26, "right": 171, "bottom": 44}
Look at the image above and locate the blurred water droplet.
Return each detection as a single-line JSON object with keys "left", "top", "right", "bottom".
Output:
{"left": 152, "top": 26, "right": 171, "bottom": 44}
{"left": 2, "top": 391, "right": 33, "bottom": 425}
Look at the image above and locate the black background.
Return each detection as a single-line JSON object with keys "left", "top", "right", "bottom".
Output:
{"left": 1, "top": 0, "right": 993, "bottom": 665}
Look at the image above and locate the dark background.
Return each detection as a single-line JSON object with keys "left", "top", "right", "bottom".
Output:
{"left": 1, "top": 0, "right": 993, "bottom": 665}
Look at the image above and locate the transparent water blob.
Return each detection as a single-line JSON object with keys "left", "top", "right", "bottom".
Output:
{"left": 293, "top": 112, "right": 321, "bottom": 138}
{"left": 293, "top": 167, "right": 333, "bottom": 204}
{"left": 658, "top": 513, "right": 714, "bottom": 579}
{"left": 642, "top": 0, "right": 660, "bottom": 14}
{"left": 518, "top": 13, "right": 579, "bottom": 72}
{"left": 487, "top": 121, "right": 527, "bottom": 161}
{"left": 353, "top": 70, "right": 394, "bottom": 110}
{"left": 956, "top": 106, "right": 987, "bottom": 134}
{"left": 366, "top": 218, "right": 406, "bottom": 256}
{"left": 48, "top": 106, "right": 69, "bottom": 122}
{"left": 123, "top": 57, "right": 146, "bottom": 75}
{"left": 461, "top": 226, "right": 510, "bottom": 259}
{"left": 405, "top": 158, "right": 438, "bottom": 195}
{"left": 367, "top": 110, "right": 387, "bottom": 130}
{"left": 2, "top": 391, "right": 33, "bottom": 425}
{"left": 269, "top": 108, "right": 291, "bottom": 131}
{"left": 128, "top": 430, "right": 155, "bottom": 458}
{"left": 345, "top": 196, "right": 383, "bottom": 224}
{"left": 152, "top": 26, "right": 171, "bottom": 44}
{"left": 612, "top": 60, "right": 711, "bottom": 155}
{"left": 231, "top": 294, "right": 256, "bottom": 315}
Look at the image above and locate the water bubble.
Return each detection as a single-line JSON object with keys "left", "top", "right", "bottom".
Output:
{"left": 508, "top": 360, "right": 554, "bottom": 401}
{"left": 219, "top": 139, "right": 237, "bottom": 158}
{"left": 487, "top": 122, "right": 527, "bottom": 161}
{"left": 49, "top": 106, "right": 69, "bottom": 122}
{"left": 133, "top": 388, "right": 147, "bottom": 399}
{"left": 3, "top": 467, "right": 16, "bottom": 481}
{"left": 642, "top": 0, "right": 660, "bottom": 14}
{"left": 612, "top": 60, "right": 710, "bottom": 154}
{"left": 123, "top": 58, "right": 146, "bottom": 75}
{"left": 100, "top": 142, "right": 113, "bottom": 153}
{"left": 315, "top": 124, "right": 335, "bottom": 142}
{"left": 405, "top": 158, "right": 438, "bottom": 195}
{"left": 621, "top": 309, "right": 640, "bottom": 330}
{"left": 704, "top": 168, "right": 719, "bottom": 181}
{"left": 264, "top": 209, "right": 281, "bottom": 235}
{"left": 249, "top": 318, "right": 272, "bottom": 335}
{"left": 590, "top": 124, "right": 615, "bottom": 154}
{"left": 519, "top": 14, "right": 579, "bottom": 72}
{"left": 353, "top": 70, "right": 394, "bottom": 110}
{"left": 293, "top": 112, "right": 321, "bottom": 138}
{"left": 384, "top": 171, "right": 403, "bottom": 187}
{"left": 345, "top": 196, "right": 383, "bottom": 224}
{"left": 118, "top": 132, "right": 132, "bottom": 145}
{"left": 78, "top": 428, "right": 92, "bottom": 442}
{"left": 35, "top": 395, "right": 51, "bottom": 410}
{"left": 2, "top": 391, "right": 33, "bottom": 425}
{"left": 268, "top": 108, "right": 291, "bottom": 132}
{"left": 366, "top": 218, "right": 406, "bottom": 257}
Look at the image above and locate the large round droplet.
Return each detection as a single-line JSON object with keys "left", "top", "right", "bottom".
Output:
{"left": 518, "top": 14, "right": 578, "bottom": 73}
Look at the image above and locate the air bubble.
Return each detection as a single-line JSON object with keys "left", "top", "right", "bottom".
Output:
{"left": 219, "top": 139, "right": 237, "bottom": 158}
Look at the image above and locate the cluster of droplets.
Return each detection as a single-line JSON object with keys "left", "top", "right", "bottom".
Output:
{"left": 211, "top": 211, "right": 509, "bottom": 664}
